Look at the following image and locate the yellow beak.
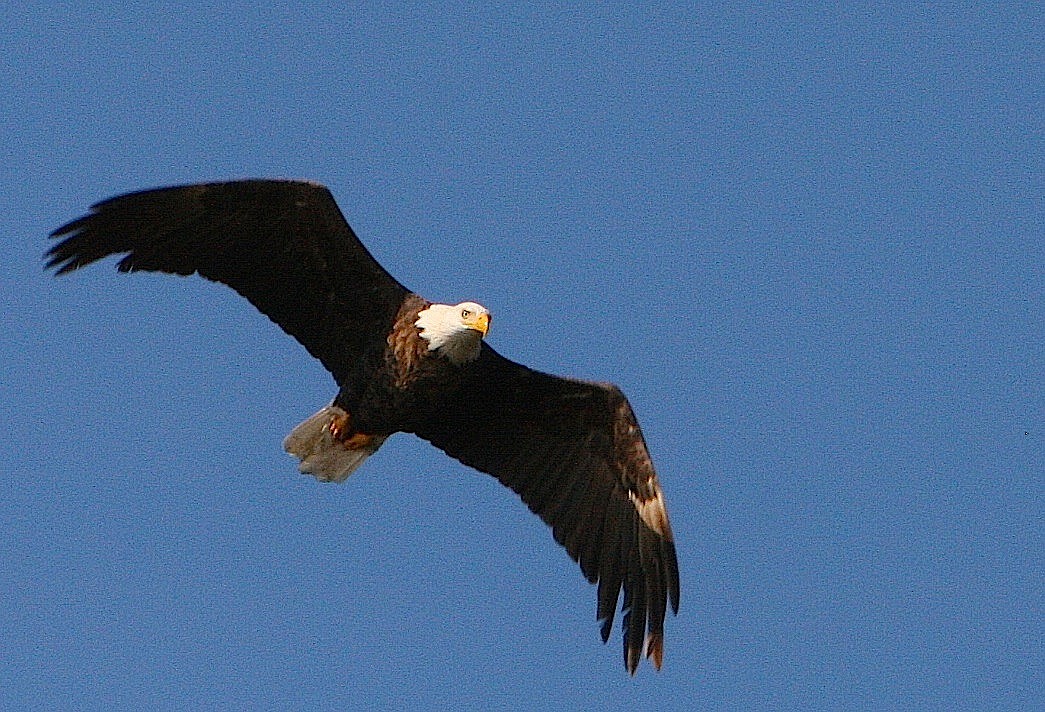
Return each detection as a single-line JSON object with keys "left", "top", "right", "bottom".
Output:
{"left": 468, "top": 312, "right": 491, "bottom": 337}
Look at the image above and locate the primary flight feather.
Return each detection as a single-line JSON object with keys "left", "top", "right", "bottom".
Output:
{"left": 47, "top": 179, "right": 679, "bottom": 673}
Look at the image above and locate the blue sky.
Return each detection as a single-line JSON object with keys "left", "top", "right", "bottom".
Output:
{"left": 2, "top": 3, "right": 1041, "bottom": 710}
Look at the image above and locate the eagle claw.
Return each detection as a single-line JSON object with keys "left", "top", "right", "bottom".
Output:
{"left": 327, "top": 411, "right": 374, "bottom": 450}
{"left": 327, "top": 411, "right": 351, "bottom": 441}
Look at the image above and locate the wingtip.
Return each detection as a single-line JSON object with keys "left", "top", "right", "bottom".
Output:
{"left": 623, "top": 634, "right": 665, "bottom": 675}
{"left": 45, "top": 219, "right": 87, "bottom": 274}
{"left": 624, "top": 628, "right": 640, "bottom": 675}
{"left": 626, "top": 647, "right": 640, "bottom": 676}
{"left": 646, "top": 633, "right": 664, "bottom": 671}
{"left": 43, "top": 253, "right": 73, "bottom": 275}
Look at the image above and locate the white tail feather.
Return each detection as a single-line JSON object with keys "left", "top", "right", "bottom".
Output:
{"left": 283, "top": 405, "right": 387, "bottom": 483}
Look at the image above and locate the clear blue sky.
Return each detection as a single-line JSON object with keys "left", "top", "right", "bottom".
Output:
{"left": 2, "top": 3, "right": 1040, "bottom": 710}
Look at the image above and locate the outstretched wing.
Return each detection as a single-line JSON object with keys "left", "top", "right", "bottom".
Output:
{"left": 47, "top": 180, "right": 410, "bottom": 387}
{"left": 412, "top": 344, "right": 680, "bottom": 674}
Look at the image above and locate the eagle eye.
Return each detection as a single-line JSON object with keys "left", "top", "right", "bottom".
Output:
{"left": 461, "top": 308, "right": 472, "bottom": 319}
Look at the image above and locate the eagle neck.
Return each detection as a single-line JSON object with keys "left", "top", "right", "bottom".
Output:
{"left": 386, "top": 295, "right": 435, "bottom": 388}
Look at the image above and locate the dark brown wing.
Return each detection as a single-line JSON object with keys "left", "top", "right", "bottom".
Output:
{"left": 47, "top": 180, "right": 410, "bottom": 387}
{"left": 412, "top": 344, "right": 680, "bottom": 674}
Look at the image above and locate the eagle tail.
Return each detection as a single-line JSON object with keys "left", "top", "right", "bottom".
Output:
{"left": 283, "top": 405, "right": 387, "bottom": 483}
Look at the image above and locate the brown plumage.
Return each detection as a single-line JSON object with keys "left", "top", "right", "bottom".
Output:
{"left": 47, "top": 179, "right": 679, "bottom": 674}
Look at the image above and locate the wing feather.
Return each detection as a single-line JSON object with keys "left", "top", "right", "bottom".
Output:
{"left": 561, "top": 475, "right": 607, "bottom": 582}
{"left": 597, "top": 500, "right": 628, "bottom": 640}
{"left": 413, "top": 344, "right": 679, "bottom": 673}
{"left": 47, "top": 180, "right": 410, "bottom": 387}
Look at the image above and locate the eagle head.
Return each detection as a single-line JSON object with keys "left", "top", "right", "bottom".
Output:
{"left": 415, "top": 301, "right": 491, "bottom": 364}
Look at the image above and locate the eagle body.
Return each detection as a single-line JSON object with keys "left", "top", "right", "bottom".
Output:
{"left": 287, "top": 294, "right": 487, "bottom": 481}
{"left": 335, "top": 294, "right": 466, "bottom": 435}
{"left": 47, "top": 179, "right": 679, "bottom": 674}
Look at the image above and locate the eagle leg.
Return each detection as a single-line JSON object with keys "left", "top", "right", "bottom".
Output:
{"left": 341, "top": 432, "right": 376, "bottom": 449}
{"left": 326, "top": 410, "right": 375, "bottom": 450}
{"left": 326, "top": 410, "right": 352, "bottom": 441}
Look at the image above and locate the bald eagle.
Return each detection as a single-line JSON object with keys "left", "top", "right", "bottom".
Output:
{"left": 47, "top": 180, "right": 679, "bottom": 674}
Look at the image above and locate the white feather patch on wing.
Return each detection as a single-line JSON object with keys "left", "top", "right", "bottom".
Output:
{"left": 629, "top": 489, "right": 673, "bottom": 540}
{"left": 283, "top": 405, "right": 387, "bottom": 483}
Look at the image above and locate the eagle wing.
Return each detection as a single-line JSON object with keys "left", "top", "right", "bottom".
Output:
{"left": 412, "top": 344, "right": 680, "bottom": 674}
{"left": 47, "top": 180, "right": 409, "bottom": 386}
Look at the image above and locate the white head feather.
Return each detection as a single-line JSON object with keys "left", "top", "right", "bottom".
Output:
{"left": 415, "top": 301, "right": 491, "bottom": 364}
